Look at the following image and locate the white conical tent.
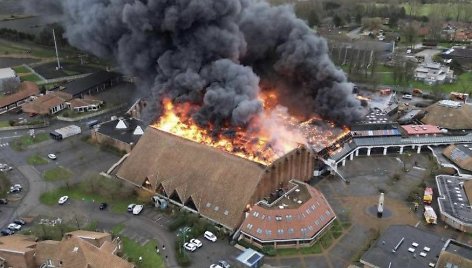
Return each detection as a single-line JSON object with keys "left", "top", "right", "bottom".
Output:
{"left": 116, "top": 119, "right": 128, "bottom": 129}
{"left": 133, "top": 126, "right": 144, "bottom": 135}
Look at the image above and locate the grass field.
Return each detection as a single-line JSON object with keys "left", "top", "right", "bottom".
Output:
{"left": 12, "top": 65, "right": 30, "bottom": 74}
{"left": 11, "top": 133, "right": 49, "bottom": 151}
{"left": 27, "top": 154, "right": 48, "bottom": 165}
{"left": 39, "top": 182, "right": 137, "bottom": 213}
{"left": 0, "top": 121, "right": 10, "bottom": 128}
{"left": 20, "top": 73, "right": 42, "bottom": 82}
{"left": 43, "top": 166, "right": 72, "bottom": 182}
{"left": 122, "top": 238, "right": 165, "bottom": 268}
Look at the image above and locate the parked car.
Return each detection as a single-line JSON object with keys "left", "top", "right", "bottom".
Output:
{"left": 190, "top": 238, "right": 202, "bottom": 248}
{"left": 183, "top": 242, "right": 197, "bottom": 252}
{"left": 218, "top": 260, "right": 231, "bottom": 268}
{"left": 9, "top": 184, "right": 22, "bottom": 193}
{"left": 7, "top": 223, "right": 21, "bottom": 231}
{"left": 99, "top": 202, "right": 108, "bottom": 210}
{"left": 48, "top": 153, "right": 57, "bottom": 160}
{"left": 210, "top": 264, "right": 223, "bottom": 268}
{"left": 204, "top": 231, "right": 217, "bottom": 242}
{"left": 0, "top": 198, "right": 7, "bottom": 204}
{"left": 13, "top": 219, "right": 26, "bottom": 225}
{"left": 127, "top": 204, "right": 136, "bottom": 212}
{"left": 1, "top": 228, "right": 14, "bottom": 236}
{"left": 132, "top": 204, "right": 143, "bottom": 215}
{"left": 402, "top": 94, "right": 413, "bottom": 100}
{"left": 58, "top": 196, "right": 69, "bottom": 205}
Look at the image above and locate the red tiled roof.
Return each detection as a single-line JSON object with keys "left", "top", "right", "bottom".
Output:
{"left": 401, "top": 124, "right": 442, "bottom": 136}
{"left": 240, "top": 181, "right": 336, "bottom": 242}
{"left": 0, "top": 81, "right": 39, "bottom": 108}
{"left": 21, "top": 91, "right": 72, "bottom": 115}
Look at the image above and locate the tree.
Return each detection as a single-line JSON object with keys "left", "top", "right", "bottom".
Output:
{"left": 333, "top": 14, "right": 343, "bottom": 27}
{"left": 402, "top": 23, "right": 418, "bottom": 49}
{"left": 0, "top": 77, "right": 20, "bottom": 92}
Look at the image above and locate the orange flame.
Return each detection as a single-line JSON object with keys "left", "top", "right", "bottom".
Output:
{"left": 152, "top": 91, "right": 349, "bottom": 164}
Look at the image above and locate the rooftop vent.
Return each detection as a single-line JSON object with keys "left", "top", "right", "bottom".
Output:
{"left": 116, "top": 119, "right": 128, "bottom": 129}
{"left": 133, "top": 126, "right": 144, "bottom": 135}
{"left": 275, "top": 216, "right": 282, "bottom": 221}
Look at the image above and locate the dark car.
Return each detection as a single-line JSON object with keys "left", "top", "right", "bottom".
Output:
{"left": 0, "top": 198, "right": 7, "bottom": 205}
{"left": 99, "top": 202, "right": 108, "bottom": 210}
{"left": 1, "top": 228, "right": 14, "bottom": 236}
{"left": 13, "top": 219, "right": 26, "bottom": 225}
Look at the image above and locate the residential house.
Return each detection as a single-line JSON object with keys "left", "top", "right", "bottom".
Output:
{"left": 414, "top": 62, "right": 454, "bottom": 85}
{"left": 68, "top": 95, "right": 104, "bottom": 113}
{"left": 0, "top": 81, "right": 39, "bottom": 114}
{"left": 0, "top": 230, "right": 134, "bottom": 268}
{"left": 21, "top": 91, "right": 73, "bottom": 115}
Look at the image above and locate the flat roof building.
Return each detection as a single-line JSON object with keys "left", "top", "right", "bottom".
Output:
{"left": 401, "top": 124, "right": 443, "bottom": 136}
{"left": 436, "top": 175, "right": 472, "bottom": 232}
{"left": 360, "top": 225, "right": 445, "bottom": 268}
{"left": 0, "top": 67, "right": 16, "bottom": 82}
{"left": 62, "top": 71, "right": 120, "bottom": 98}
{"left": 437, "top": 239, "right": 472, "bottom": 268}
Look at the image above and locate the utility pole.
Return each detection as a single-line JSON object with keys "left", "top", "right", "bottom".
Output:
{"left": 52, "top": 28, "right": 62, "bottom": 70}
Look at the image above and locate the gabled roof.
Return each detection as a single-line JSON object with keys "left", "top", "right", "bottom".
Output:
{"left": 21, "top": 91, "right": 72, "bottom": 115}
{"left": 0, "top": 81, "right": 39, "bottom": 108}
{"left": 117, "top": 127, "right": 267, "bottom": 229}
{"left": 63, "top": 71, "right": 118, "bottom": 96}
{"left": 0, "top": 234, "right": 36, "bottom": 252}
{"left": 68, "top": 98, "right": 103, "bottom": 109}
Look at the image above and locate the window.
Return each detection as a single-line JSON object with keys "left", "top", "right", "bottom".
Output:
{"left": 253, "top": 211, "right": 259, "bottom": 217}
{"left": 224, "top": 210, "right": 229, "bottom": 216}
{"left": 315, "top": 220, "right": 319, "bottom": 225}
{"left": 247, "top": 224, "right": 253, "bottom": 230}
{"left": 286, "top": 215, "right": 293, "bottom": 221}
{"left": 214, "top": 206, "right": 219, "bottom": 211}
{"left": 265, "top": 230, "right": 272, "bottom": 236}
{"left": 325, "top": 210, "right": 331, "bottom": 216}
{"left": 277, "top": 229, "right": 284, "bottom": 235}
{"left": 288, "top": 228, "right": 294, "bottom": 234}
{"left": 257, "top": 228, "right": 263, "bottom": 234}
{"left": 206, "top": 202, "right": 211, "bottom": 208}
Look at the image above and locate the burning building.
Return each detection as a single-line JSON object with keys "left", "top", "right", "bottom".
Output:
{"left": 116, "top": 127, "right": 316, "bottom": 230}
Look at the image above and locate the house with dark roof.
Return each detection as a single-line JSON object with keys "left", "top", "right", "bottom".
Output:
{"left": 0, "top": 81, "right": 39, "bottom": 114}
{"left": 91, "top": 117, "right": 145, "bottom": 153}
{"left": 437, "top": 239, "right": 472, "bottom": 268}
{"left": 360, "top": 225, "right": 445, "bottom": 268}
{"left": 239, "top": 180, "right": 336, "bottom": 248}
{"left": 62, "top": 71, "right": 120, "bottom": 98}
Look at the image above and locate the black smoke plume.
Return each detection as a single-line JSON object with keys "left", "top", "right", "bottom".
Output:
{"left": 22, "top": 0, "right": 364, "bottom": 127}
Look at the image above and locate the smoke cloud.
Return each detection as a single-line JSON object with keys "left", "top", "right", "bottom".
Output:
{"left": 22, "top": 0, "right": 364, "bottom": 127}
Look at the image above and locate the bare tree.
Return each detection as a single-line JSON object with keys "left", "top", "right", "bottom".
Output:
{"left": 0, "top": 77, "right": 20, "bottom": 93}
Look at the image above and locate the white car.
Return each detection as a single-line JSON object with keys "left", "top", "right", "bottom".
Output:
{"left": 127, "top": 204, "right": 136, "bottom": 212}
{"left": 204, "top": 231, "right": 217, "bottom": 242}
{"left": 210, "top": 265, "right": 223, "bottom": 268}
{"left": 190, "top": 238, "right": 202, "bottom": 248}
{"left": 402, "top": 94, "right": 413, "bottom": 100}
{"left": 58, "top": 196, "right": 69, "bottom": 205}
{"left": 48, "top": 154, "right": 57, "bottom": 160}
{"left": 183, "top": 242, "right": 197, "bottom": 252}
{"left": 7, "top": 223, "right": 21, "bottom": 231}
{"left": 132, "top": 204, "right": 143, "bottom": 215}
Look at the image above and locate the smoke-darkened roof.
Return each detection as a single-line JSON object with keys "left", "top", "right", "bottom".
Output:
{"left": 63, "top": 71, "right": 119, "bottom": 97}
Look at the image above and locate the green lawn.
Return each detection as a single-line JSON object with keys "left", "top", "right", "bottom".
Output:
{"left": 21, "top": 73, "right": 42, "bottom": 82}
{"left": 122, "top": 237, "right": 165, "bottom": 268}
{"left": 11, "top": 133, "right": 50, "bottom": 151}
{"left": 39, "top": 178, "right": 137, "bottom": 213}
{"left": 12, "top": 65, "right": 30, "bottom": 74}
{"left": 27, "top": 154, "right": 48, "bottom": 165}
{"left": 0, "top": 121, "right": 10, "bottom": 128}
{"left": 43, "top": 166, "right": 72, "bottom": 182}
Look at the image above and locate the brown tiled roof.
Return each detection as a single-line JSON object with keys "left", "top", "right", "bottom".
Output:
{"left": 422, "top": 102, "right": 472, "bottom": 130}
{"left": 68, "top": 98, "right": 103, "bottom": 108}
{"left": 35, "top": 240, "right": 60, "bottom": 266}
{"left": 0, "top": 234, "right": 36, "bottom": 252}
{"left": 39, "top": 236, "right": 133, "bottom": 268}
{"left": 65, "top": 230, "right": 111, "bottom": 247}
{"left": 116, "top": 127, "right": 267, "bottom": 229}
{"left": 0, "top": 81, "right": 39, "bottom": 108}
{"left": 443, "top": 144, "right": 472, "bottom": 172}
{"left": 240, "top": 181, "right": 336, "bottom": 242}
{"left": 21, "top": 91, "right": 72, "bottom": 115}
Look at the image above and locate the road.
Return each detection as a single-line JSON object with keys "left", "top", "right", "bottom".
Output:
{"left": 0, "top": 117, "right": 241, "bottom": 268}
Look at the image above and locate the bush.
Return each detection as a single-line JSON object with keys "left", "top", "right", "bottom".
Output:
{"left": 174, "top": 240, "right": 192, "bottom": 266}
{"left": 262, "top": 246, "right": 277, "bottom": 256}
